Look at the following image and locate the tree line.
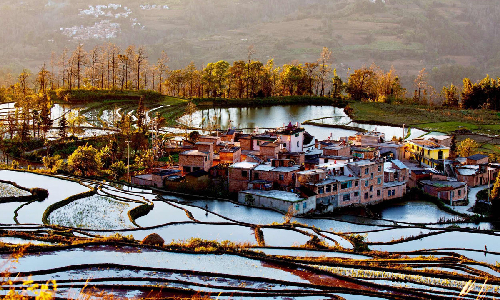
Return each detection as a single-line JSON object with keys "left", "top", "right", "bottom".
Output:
{"left": 0, "top": 43, "right": 499, "bottom": 110}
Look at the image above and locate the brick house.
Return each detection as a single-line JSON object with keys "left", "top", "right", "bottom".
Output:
{"left": 456, "top": 165, "right": 498, "bottom": 188}
{"left": 219, "top": 147, "right": 242, "bottom": 164}
{"left": 346, "top": 160, "right": 384, "bottom": 205}
{"left": 237, "top": 135, "right": 253, "bottom": 151}
{"left": 312, "top": 175, "right": 361, "bottom": 210}
{"left": 259, "top": 142, "right": 280, "bottom": 160}
{"left": 383, "top": 181, "right": 407, "bottom": 201}
{"left": 278, "top": 152, "right": 305, "bottom": 165}
{"left": 179, "top": 150, "right": 212, "bottom": 174}
{"left": 228, "top": 161, "right": 259, "bottom": 193}
{"left": 251, "top": 162, "right": 300, "bottom": 190}
{"left": 382, "top": 160, "right": 408, "bottom": 200}
{"left": 352, "top": 147, "right": 379, "bottom": 160}
{"left": 323, "top": 145, "right": 351, "bottom": 157}
{"left": 198, "top": 135, "right": 221, "bottom": 146}
{"left": 421, "top": 180, "right": 468, "bottom": 205}
{"left": 252, "top": 134, "right": 277, "bottom": 152}
{"left": 195, "top": 142, "right": 214, "bottom": 161}
{"left": 384, "top": 160, "right": 409, "bottom": 183}
{"left": 132, "top": 169, "right": 182, "bottom": 188}
{"left": 467, "top": 154, "right": 489, "bottom": 165}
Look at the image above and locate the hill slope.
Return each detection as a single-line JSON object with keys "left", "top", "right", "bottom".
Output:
{"left": 0, "top": 0, "right": 498, "bottom": 89}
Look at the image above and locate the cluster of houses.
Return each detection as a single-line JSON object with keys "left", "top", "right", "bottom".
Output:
{"left": 133, "top": 123, "right": 499, "bottom": 216}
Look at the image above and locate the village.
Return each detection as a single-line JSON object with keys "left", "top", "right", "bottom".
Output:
{"left": 132, "top": 122, "right": 499, "bottom": 216}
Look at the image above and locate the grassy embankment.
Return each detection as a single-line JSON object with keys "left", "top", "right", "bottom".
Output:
{"left": 348, "top": 101, "right": 500, "bottom": 155}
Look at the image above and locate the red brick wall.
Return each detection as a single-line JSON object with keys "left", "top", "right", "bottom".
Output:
{"left": 323, "top": 147, "right": 350, "bottom": 157}
{"left": 179, "top": 154, "right": 210, "bottom": 173}
{"left": 240, "top": 138, "right": 252, "bottom": 151}
{"left": 260, "top": 145, "right": 279, "bottom": 160}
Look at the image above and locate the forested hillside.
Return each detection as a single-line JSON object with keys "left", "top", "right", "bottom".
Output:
{"left": 1, "top": 0, "right": 499, "bottom": 90}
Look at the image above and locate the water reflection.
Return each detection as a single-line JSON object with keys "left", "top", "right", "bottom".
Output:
{"left": 379, "top": 200, "right": 457, "bottom": 224}
{"left": 180, "top": 105, "right": 426, "bottom": 140}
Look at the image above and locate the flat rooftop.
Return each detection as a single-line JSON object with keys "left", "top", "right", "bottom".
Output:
{"left": 230, "top": 161, "right": 259, "bottom": 169}
{"left": 241, "top": 189, "right": 306, "bottom": 202}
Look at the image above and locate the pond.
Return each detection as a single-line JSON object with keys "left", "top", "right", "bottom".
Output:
{"left": 179, "top": 105, "right": 427, "bottom": 140}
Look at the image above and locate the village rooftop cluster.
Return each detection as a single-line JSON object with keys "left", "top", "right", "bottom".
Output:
{"left": 133, "top": 123, "right": 498, "bottom": 216}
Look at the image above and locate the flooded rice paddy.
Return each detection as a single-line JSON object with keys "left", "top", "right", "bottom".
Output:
{"left": 0, "top": 170, "right": 499, "bottom": 299}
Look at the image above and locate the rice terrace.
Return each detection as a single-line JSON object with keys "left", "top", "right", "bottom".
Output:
{"left": 3, "top": 0, "right": 500, "bottom": 299}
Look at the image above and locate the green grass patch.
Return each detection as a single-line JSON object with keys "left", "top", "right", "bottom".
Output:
{"left": 416, "top": 122, "right": 480, "bottom": 134}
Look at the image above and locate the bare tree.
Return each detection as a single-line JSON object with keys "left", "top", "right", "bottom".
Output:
{"left": 134, "top": 46, "right": 148, "bottom": 90}
{"left": 318, "top": 47, "right": 332, "bottom": 97}
{"left": 71, "top": 44, "right": 87, "bottom": 89}
{"left": 156, "top": 51, "right": 169, "bottom": 93}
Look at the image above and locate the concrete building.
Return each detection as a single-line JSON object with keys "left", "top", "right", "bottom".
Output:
{"left": 407, "top": 138, "right": 450, "bottom": 168}
{"left": 346, "top": 160, "right": 384, "bottom": 205}
{"left": 276, "top": 123, "right": 305, "bottom": 153}
{"left": 238, "top": 189, "right": 316, "bottom": 215}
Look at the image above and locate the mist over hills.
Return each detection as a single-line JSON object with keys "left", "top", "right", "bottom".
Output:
{"left": 1, "top": 0, "right": 499, "bottom": 90}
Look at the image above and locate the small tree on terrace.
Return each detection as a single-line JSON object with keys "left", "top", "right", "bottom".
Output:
{"left": 457, "top": 138, "right": 479, "bottom": 158}
{"left": 67, "top": 144, "right": 102, "bottom": 177}
{"left": 490, "top": 172, "right": 500, "bottom": 215}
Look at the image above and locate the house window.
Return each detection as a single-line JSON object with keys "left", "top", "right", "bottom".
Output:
{"left": 326, "top": 185, "right": 331, "bottom": 193}
{"left": 318, "top": 187, "right": 324, "bottom": 194}
{"left": 295, "top": 204, "right": 299, "bottom": 211}
{"left": 388, "top": 190, "right": 391, "bottom": 197}
{"left": 427, "top": 150, "right": 430, "bottom": 155}
{"left": 370, "top": 185, "right": 373, "bottom": 192}
{"left": 355, "top": 181, "right": 359, "bottom": 187}
{"left": 377, "top": 177, "right": 382, "bottom": 184}
{"left": 242, "top": 170, "right": 248, "bottom": 178}
{"left": 458, "top": 189, "right": 461, "bottom": 196}
{"left": 297, "top": 141, "right": 300, "bottom": 148}
{"left": 370, "top": 173, "right": 373, "bottom": 179}
{"left": 183, "top": 166, "right": 191, "bottom": 173}
{"left": 392, "top": 190, "right": 396, "bottom": 196}
{"left": 365, "top": 168, "right": 369, "bottom": 175}
{"left": 354, "top": 191, "right": 359, "bottom": 197}
{"left": 364, "top": 192, "right": 369, "bottom": 199}
{"left": 365, "top": 180, "right": 369, "bottom": 187}
{"left": 378, "top": 165, "right": 381, "bottom": 172}
{"left": 377, "top": 190, "right": 380, "bottom": 196}
{"left": 438, "top": 150, "right": 443, "bottom": 160}
{"left": 303, "top": 202, "right": 307, "bottom": 209}
{"left": 450, "top": 191, "right": 455, "bottom": 198}
{"left": 343, "top": 194, "right": 350, "bottom": 201}
{"left": 279, "top": 174, "right": 284, "bottom": 181}
{"left": 254, "top": 173, "right": 259, "bottom": 180}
